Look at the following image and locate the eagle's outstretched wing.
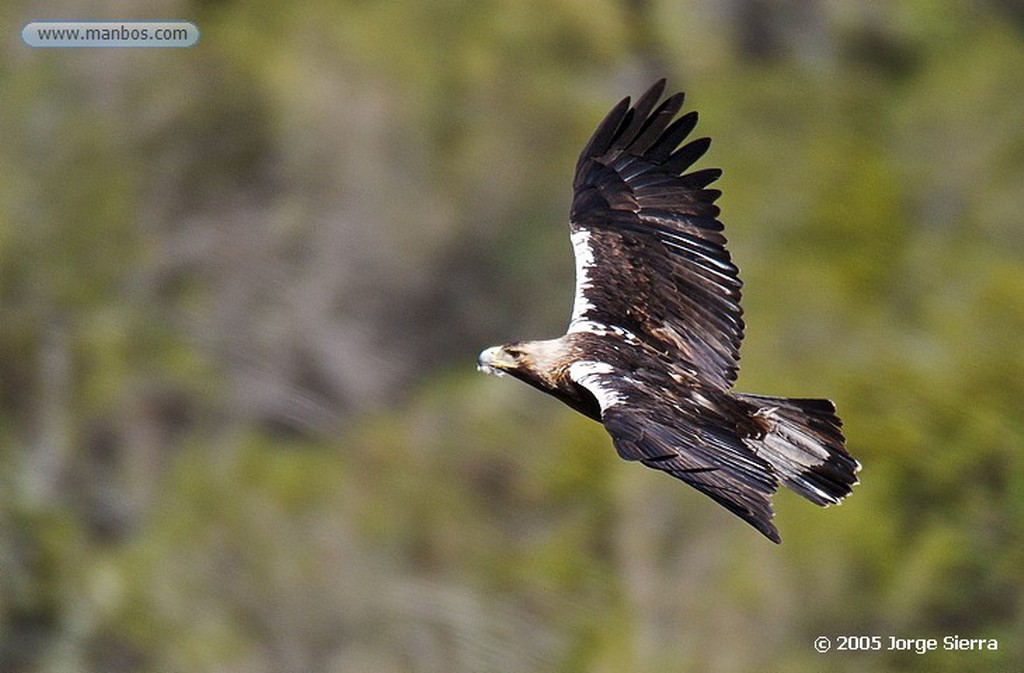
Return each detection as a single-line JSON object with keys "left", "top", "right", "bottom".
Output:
{"left": 568, "top": 358, "right": 782, "bottom": 541}
{"left": 569, "top": 79, "right": 743, "bottom": 389}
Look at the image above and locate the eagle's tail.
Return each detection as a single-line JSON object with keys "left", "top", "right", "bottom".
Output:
{"left": 736, "top": 394, "right": 860, "bottom": 506}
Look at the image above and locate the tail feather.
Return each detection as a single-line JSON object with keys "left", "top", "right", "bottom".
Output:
{"left": 736, "top": 393, "right": 860, "bottom": 506}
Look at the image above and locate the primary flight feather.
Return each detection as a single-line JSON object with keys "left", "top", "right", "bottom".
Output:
{"left": 477, "top": 80, "right": 860, "bottom": 542}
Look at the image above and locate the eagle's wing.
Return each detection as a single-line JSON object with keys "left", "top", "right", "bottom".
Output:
{"left": 568, "top": 359, "right": 782, "bottom": 542}
{"left": 569, "top": 80, "right": 742, "bottom": 389}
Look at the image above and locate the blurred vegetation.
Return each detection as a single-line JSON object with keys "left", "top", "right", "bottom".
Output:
{"left": 2, "top": 0, "right": 1023, "bottom": 671}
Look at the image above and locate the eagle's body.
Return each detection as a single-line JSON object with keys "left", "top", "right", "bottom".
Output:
{"left": 478, "top": 80, "right": 859, "bottom": 542}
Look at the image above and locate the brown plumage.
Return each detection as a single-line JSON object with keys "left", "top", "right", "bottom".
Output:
{"left": 478, "top": 80, "right": 859, "bottom": 542}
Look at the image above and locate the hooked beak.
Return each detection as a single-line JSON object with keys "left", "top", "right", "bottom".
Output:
{"left": 477, "top": 345, "right": 510, "bottom": 376}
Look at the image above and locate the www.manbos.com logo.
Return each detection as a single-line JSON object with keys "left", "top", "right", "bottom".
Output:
{"left": 22, "top": 21, "right": 199, "bottom": 48}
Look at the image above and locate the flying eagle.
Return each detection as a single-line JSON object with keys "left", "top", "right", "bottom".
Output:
{"left": 477, "top": 80, "right": 860, "bottom": 542}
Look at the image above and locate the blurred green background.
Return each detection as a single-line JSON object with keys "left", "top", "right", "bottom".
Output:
{"left": 2, "top": 1, "right": 1023, "bottom": 671}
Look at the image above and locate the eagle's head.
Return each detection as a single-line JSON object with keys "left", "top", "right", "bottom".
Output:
{"left": 477, "top": 339, "right": 566, "bottom": 384}
{"left": 477, "top": 343, "right": 524, "bottom": 377}
{"left": 477, "top": 337, "right": 602, "bottom": 421}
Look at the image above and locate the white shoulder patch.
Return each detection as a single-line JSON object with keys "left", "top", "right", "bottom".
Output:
{"left": 568, "top": 360, "right": 626, "bottom": 412}
{"left": 568, "top": 228, "right": 598, "bottom": 328}
{"left": 566, "top": 230, "right": 643, "bottom": 342}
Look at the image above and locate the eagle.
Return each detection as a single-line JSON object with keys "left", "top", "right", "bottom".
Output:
{"left": 477, "top": 80, "right": 860, "bottom": 542}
